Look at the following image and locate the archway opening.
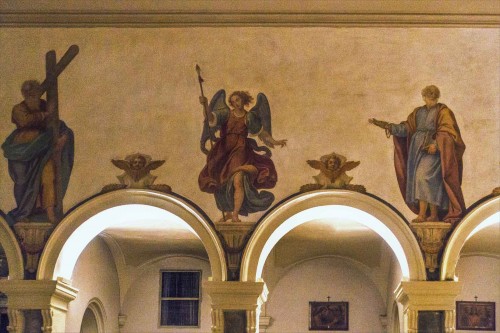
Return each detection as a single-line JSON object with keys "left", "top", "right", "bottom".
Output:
{"left": 255, "top": 205, "right": 410, "bottom": 280}
{"left": 41, "top": 193, "right": 224, "bottom": 333}
{"left": 80, "top": 308, "right": 98, "bottom": 333}
{"left": 54, "top": 204, "right": 200, "bottom": 280}
{"left": 260, "top": 212, "right": 404, "bottom": 332}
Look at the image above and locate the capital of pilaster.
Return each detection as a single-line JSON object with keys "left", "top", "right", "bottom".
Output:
{"left": 0, "top": 278, "right": 78, "bottom": 311}
{"left": 395, "top": 281, "right": 463, "bottom": 312}
{"left": 203, "top": 280, "right": 268, "bottom": 311}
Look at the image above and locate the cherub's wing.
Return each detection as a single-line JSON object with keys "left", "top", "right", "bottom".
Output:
{"left": 145, "top": 160, "right": 166, "bottom": 172}
{"left": 340, "top": 161, "right": 361, "bottom": 173}
{"left": 112, "top": 159, "right": 131, "bottom": 171}
{"left": 306, "top": 160, "right": 323, "bottom": 170}
{"left": 250, "top": 93, "right": 272, "bottom": 136}
{"left": 200, "top": 89, "right": 229, "bottom": 154}
{"left": 308, "top": 159, "right": 337, "bottom": 181}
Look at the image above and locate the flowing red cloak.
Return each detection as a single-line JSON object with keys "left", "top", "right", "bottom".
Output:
{"left": 393, "top": 104, "right": 466, "bottom": 223}
{"left": 198, "top": 110, "right": 277, "bottom": 193}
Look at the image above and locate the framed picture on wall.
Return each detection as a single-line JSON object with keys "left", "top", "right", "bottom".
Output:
{"left": 309, "top": 301, "right": 348, "bottom": 331}
{"left": 456, "top": 301, "right": 495, "bottom": 331}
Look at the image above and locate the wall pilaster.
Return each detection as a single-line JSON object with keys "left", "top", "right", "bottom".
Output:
{"left": 204, "top": 281, "right": 268, "bottom": 333}
{"left": 0, "top": 278, "right": 78, "bottom": 332}
{"left": 6, "top": 309, "right": 24, "bottom": 333}
{"left": 395, "top": 281, "right": 462, "bottom": 333}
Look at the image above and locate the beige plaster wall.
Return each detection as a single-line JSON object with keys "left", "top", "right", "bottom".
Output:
{"left": 120, "top": 256, "right": 212, "bottom": 332}
{"left": 66, "top": 236, "right": 120, "bottom": 333}
{"left": 455, "top": 255, "right": 499, "bottom": 332}
{"left": 385, "top": 254, "right": 404, "bottom": 332}
{"left": 263, "top": 256, "right": 386, "bottom": 332}
{"left": 0, "top": 27, "right": 498, "bottom": 222}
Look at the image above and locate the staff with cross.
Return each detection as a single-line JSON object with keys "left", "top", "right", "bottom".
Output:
{"left": 2, "top": 45, "right": 78, "bottom": 224}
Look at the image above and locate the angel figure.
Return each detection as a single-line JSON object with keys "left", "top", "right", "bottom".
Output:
{"left": 301, "top": 152, "right": 365, "bottom": 193}
{"left": 198, "top": 90, "right": 287, "bottom": 222}
{"left": 111, "top": 153, "right": 165, "bottom": 189}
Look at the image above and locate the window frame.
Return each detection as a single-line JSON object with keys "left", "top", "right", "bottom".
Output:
{"left": 158, "top": 269, "right": 202, "bottom": 328}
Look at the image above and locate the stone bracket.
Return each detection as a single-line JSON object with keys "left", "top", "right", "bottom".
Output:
{"left": 13, "top": 222, "right": 54, "bottom": 274}
{"left": 214, "top": 222, "right": 256, "bottom": 281}
{"left": 410, "top": 222, "right": 452, "bottom": 273}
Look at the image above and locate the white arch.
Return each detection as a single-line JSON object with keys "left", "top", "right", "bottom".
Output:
{"left": 0, "top": 214, "right": 24, "bottom": 280}
{"left": 441, "top": 195, "right": 499, "bottom": 281}
{"left": 240, "top": 190, "right": 426, "bottom": 282}
{"left": 37, "top": 190, "right": 227, "bottom": 281}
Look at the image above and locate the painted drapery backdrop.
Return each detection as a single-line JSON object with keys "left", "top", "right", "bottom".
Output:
{"left": 0, "top": 27, "right": 498, "bottom": 222}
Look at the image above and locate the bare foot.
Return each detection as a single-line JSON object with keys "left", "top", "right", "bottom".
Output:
{"left": 426, "top": 216, "right": 439, "bottom": 222}
{"left": 218, "top": 212, "right": 232, "bottom": 222}
{"left": 231, "top": 215, "right": 241, "bottom": 222}
{"left": 412, "top": 216, "right": 426, "bottom": 223}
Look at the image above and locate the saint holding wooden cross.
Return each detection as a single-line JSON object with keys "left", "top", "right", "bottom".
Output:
{"left": 2, "top": 45, "right": 78, "bottom": 224}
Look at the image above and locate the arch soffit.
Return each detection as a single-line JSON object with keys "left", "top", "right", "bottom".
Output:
{"left": 0, "top": 215, "right": 24, "bottom": 279}
{"left": 441, "top": 195, "right": 499, "bottom": 281}
{"left": 240, "top": 190, "right": 426, "bottom": 282}
{"left": 37, "top": 190, "right": 227, "bottom": 281}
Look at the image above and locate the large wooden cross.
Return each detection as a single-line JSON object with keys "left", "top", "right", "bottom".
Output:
{"left": 41, "top": 44, "right": 79, "bottom": 219}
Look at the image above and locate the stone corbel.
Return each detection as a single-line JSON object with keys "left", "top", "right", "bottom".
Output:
{"left": 214, "top": 222, "right": 256, "bottom": 281}
{"left": 259, "top": 315, "right": 272, "bottom": 332}
{"left": 118, "top": 313, "right": 127, "bottom": 332}
{"left": 379, "top": 314, "right": 388, "bottom": 332}
{"left": 410, "top": 222, "right": 452, "bottom": 273}
{"left": 13, "top": 222, "right": 54, "bottom": 274}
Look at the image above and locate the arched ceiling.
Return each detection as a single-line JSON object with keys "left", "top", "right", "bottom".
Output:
{"left": 102, "top": 219, "right": 207, "bottom": 267}
{"left": 461, "top": 223, "right": 500, "bottom": 257}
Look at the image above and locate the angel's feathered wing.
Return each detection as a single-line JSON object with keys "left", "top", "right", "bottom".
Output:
{"left": 145, "top": 160, "right": 165, "bottom": 172}
{"left": 306, "top": 160, "right": 323, "bottom": 170}
{"left": 307, "top": 159, "right": 336, "bottom": 181}
{"left": 250, "top": 93, "right": 272, "bottom": 136}
{"left": 200, "top": 89, "right": 229, "bottom": 155}
{"left": 340, "top": 161, "right": 360, "bottom": 173}
{"left": 112, "top": 159, "right": 131, "bottom": 172}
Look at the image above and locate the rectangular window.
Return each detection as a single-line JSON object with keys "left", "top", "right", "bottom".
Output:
{"left": 160, "top": 270, "right": 201, "bottom": 327}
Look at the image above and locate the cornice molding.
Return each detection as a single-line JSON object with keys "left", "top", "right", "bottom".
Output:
{"left": 0, "top": 11, "right": 499, "bottom": 28}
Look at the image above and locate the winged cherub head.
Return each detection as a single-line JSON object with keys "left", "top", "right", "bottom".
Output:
{"left": 112, "top": 153, "right": 165, "bottom": 187}
{"left": 307, "top": 152, "right": 360, "bottom": 189}
{"left": 130, "top": 155, "right": 147, "bottom": 170}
